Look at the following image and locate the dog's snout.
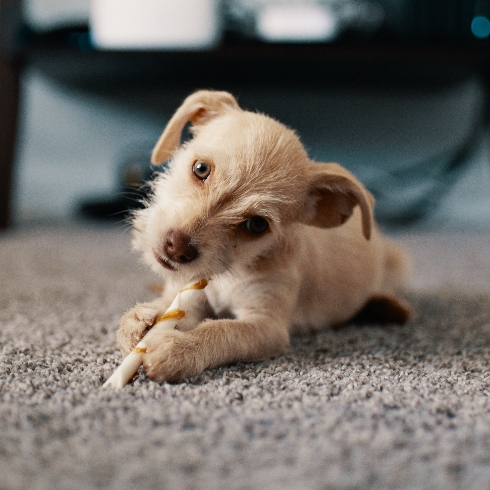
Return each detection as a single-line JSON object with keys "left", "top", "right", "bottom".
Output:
{"left": 164, "top": 230, "right": 199, "bottom": 264}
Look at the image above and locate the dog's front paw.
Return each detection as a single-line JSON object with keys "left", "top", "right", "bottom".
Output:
{"left": 117, "top": 303, "right": 160, "bottom": 357}
{"left": 141, "top": 330, "right": 204, "bottom": 383}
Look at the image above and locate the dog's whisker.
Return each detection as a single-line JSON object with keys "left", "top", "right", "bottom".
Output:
{"left": 119, "top": 217, "right": 135, "bottom": 233}
{"left": 215, "top": 258, "right": 244, "bottom": 284}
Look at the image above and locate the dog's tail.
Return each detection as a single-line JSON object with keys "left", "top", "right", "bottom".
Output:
{"left": 382, "top": 239, "right": 411, "bottom": 293}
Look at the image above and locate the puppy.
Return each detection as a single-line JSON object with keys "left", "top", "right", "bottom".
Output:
{"left": 117, "top": 90, "right": 411, "bottom": 383}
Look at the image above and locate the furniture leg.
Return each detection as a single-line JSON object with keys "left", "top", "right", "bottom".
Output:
{"left": 0, "top": 55, "right": 20, "bottom": 229}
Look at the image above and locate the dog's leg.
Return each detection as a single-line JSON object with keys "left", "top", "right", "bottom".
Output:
{"left": 352, "top": 294, "right": 412, "bottom": 325}
{"left": 141, "top": 316, "right": 290, "bottom": 383}
{"left": 117, "top": 281, "right": 186, "bottom": 356}
{"left": 117, "top": 280, "right": 218, "bottom": 358}
{"left": 117, "top": 299, "right": 171, "bottom": 357}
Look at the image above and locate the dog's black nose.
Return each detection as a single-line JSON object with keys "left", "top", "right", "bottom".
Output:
{"left": 164, "top": 230, "right": 199, "bottom": 264}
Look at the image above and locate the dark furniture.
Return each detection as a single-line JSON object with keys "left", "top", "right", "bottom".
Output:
{"left": 0, "top": 0, "right": 21, "bottom": 229}
{"left": 2, "top": 0, "right": 490, "bottom": 228}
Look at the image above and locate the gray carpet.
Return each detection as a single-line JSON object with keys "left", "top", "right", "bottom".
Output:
{"left": 1, "top": 225, "right": 490, "bottom": 490}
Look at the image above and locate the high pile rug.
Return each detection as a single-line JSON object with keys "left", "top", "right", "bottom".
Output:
{"left": 0, "top": 225, "right": 489, "bottom": 489}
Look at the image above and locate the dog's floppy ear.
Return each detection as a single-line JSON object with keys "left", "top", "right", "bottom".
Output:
{"left": 302, "top": 162, "right": 374, "bottom": 240}
{"left": 151, "top": 90, "right": 240, "bottom": 164}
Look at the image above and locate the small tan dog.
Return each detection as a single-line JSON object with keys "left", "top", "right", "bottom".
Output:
{"left": 117, "top": 90, "right": 411, "bottom": 383}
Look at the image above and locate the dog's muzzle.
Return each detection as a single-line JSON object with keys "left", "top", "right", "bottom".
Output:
{"left": 156, "top": 230, "right": 199, "bottom": 270}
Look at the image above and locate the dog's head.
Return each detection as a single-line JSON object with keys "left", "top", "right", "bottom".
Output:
{"left": 132, "top": 90, "right": 374, "bottom": 282}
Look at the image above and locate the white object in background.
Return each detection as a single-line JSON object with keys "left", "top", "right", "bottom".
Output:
{"left": 230, "top": 0, "right": 384, "bottom": 44}
{"left": 90, "top": 0, "right": 222, "bottom": 50}
{"left": 257, "top": 3, "right": 339, "bottom": 42}
{"left": 24, "top": 0, "right": 90, "bottom": 31}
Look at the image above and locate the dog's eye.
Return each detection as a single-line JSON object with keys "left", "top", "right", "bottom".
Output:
{"left": 192, "top": 161, "right": 211, "bottom": 180}
{"left": 244, "top": 216, "right": 269, "bottom": 236}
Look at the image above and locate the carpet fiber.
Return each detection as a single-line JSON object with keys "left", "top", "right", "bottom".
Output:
{"left": 1, "top": 226, "right": 489, "bottom": 489}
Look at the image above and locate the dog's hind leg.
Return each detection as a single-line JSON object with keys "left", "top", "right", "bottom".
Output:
{"left": 352, "top": 294, "right": 412, "bottom": 325}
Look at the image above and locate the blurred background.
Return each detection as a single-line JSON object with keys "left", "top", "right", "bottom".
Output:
{"left": 2, "top": 0, "right": 490, "bottom": 229}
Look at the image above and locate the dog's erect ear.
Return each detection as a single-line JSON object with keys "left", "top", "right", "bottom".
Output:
{"left": 151, "top": 90, "right": 240, "bottom": 164}
{"left": 301, "top": 162, "right": 374, "bottom": 240}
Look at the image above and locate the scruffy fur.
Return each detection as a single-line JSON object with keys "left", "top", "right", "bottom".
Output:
{"left": 117, "top": 90, "right": 411, "bottom": 383}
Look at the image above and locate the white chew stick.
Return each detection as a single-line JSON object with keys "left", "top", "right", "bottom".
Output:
{"left": 103, "top": 279, "right": 208, "bottom": 389}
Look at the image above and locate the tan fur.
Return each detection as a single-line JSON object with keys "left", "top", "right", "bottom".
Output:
{"left": 117, "top": 90, "right": 411, "bottom": 383}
